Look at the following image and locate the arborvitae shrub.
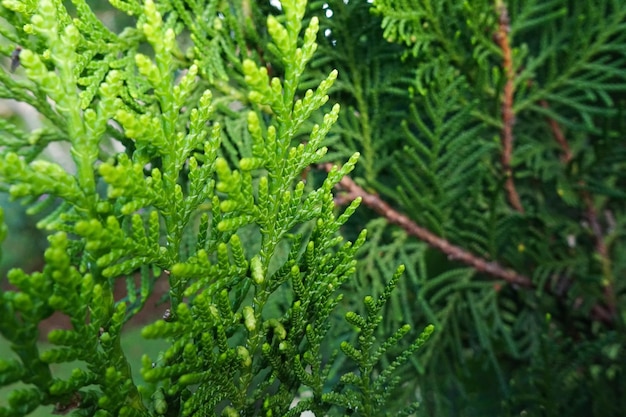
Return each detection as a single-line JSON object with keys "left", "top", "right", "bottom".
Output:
{"left": 0, "top": 0, "right": 432, "bottom": 416}
{"left": 2, "top": 0, "right": 625, "bottom": 416}
{"left": 306, "top": 0, "right": 626, "bottom": 415}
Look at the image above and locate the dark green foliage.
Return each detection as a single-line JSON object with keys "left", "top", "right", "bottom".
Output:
{"left": 303, "top": 0, "right": 626, "bottom": 415}
{"left": 503, "top": 315, "right": 626, "bottom": 417}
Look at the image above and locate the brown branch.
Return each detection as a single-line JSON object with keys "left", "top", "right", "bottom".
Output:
{"left": 541, "top": 101, "right": 617, "bottom": 320}
{"left": 540, "top": 100, "right": 572, "bottom": 163}
{"left": 321, "top": 163, "right": 533, "bottom": 288}
{"left": 495, "top": 2, "right": 524, "bottom": 213}
{"left": 591, "top": 304, "right": 614, "bottom": 324}
{"left": 582, "top": 188, "right": 616, "bottom": 318}
{"left": 322, "top": 163, "right": 615, "bottom": 325}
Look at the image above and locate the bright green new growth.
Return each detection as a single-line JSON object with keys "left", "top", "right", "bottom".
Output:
{"left": 0, "top": 0, "right": 431, "bottom": 416}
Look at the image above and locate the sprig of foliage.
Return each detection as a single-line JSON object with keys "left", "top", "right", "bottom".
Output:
{"left": 0, "top": 0, "right": 432, "bottom": 416}
{"left": 322, "top": 265, "right": 434, "bottom": 417}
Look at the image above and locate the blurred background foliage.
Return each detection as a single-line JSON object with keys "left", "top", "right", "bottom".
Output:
{"left": 0, "top": 0, "right": 133, "bottom": 276}
{"left": 301, "top": 0, "right": 626, "bottom": 415}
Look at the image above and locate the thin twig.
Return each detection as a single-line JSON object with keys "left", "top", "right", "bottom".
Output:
{"left": 542, "top": 102, "right": 616, "bottom": 320}
{"left": 582, "top": 190, "right": 617, "bottom": 317}
{"left": 540, "top": 100, "right": 572, "bottom": 163}
{"left": 322, "top": 163, "right": 533, "bottom": 288}
{"left": 495, "top": 2, "right": 524, "bottom": 213}
{"left": 322, "top": 163, "right": 615, "bottom": 324}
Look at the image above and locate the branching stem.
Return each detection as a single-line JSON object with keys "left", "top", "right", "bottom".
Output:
{"left": 322, "top": 164, "right": 615, "bottom": 325}
{"left": 542, "top": 100, "right": 616, "bottom": 319}
{"left": 495, "top": 1, "right": 524, "bottom": 213}
{"left": 540, "top": 100, "right": 572, "bottom": 163}
{"left": 322, "top": 163, "right": 532, "bottom": 287}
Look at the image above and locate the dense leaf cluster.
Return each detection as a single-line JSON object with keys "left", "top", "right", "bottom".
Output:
{"left": 2, "top": 0, "right": 625, "bottom": 416}
{"left": 0, "top": 0, "right": 431, "bottom": 416}
{"left": 307, "top": 0, "right": 626, "bottom": 415}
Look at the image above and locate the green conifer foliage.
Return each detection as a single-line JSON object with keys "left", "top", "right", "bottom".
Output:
{"left": 0, "top": 0, "right": 432, "bottom": 416}
{"left": 3, "top": 0, "right": 626, "bottom": 415}
{"left": 304, "top": 0, "right": 625, "bottom": 415}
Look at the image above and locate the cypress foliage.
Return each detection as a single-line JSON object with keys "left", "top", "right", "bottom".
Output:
{"left": 305, "top": 0, "right": 626, "bottom": 415}
{"left": 0, "top": 0, "right": 432, "bottom": 416}
{"left": 2, "top": 0, "right": 626, "bottom": 416}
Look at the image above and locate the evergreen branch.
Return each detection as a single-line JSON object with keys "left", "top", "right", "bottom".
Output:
{"left": 540, "top": 99, "right": 572, "bottom": 163}
{"left": 541, "top": 102, "right": 617, "bottom": 320}
{"left": 581, "top": 188, "right": 616, "bottom": 319}
{"left": 495, "top": 0, "right": 524, "bottom": 213}
{"left": 332, "top": 164, "right": 616, "bottom": 324}
{"left": 1, "top": 0, "right": 623, "bottom": 414}
{"left": 322, "top": 163, "right": 533, "bottom": 288}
